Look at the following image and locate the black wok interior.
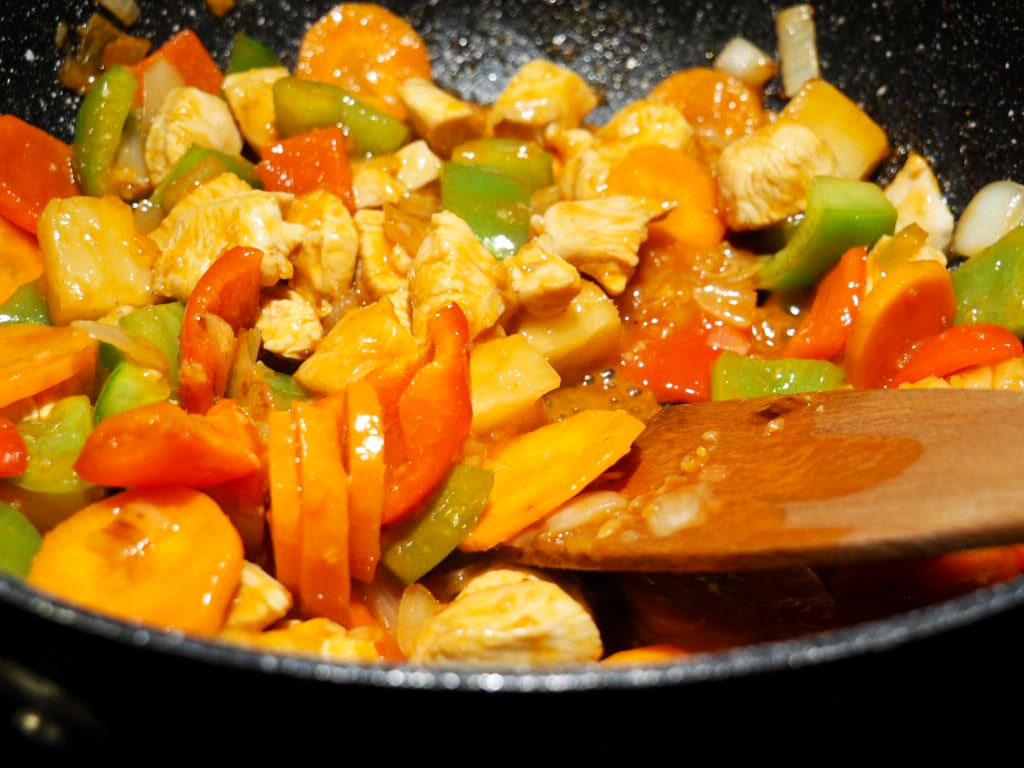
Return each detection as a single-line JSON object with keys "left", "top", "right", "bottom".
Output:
{"left": 1, "top": 0, "right": 1023, "bottom": 758}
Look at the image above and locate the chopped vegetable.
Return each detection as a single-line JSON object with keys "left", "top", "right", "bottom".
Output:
{"left": 440, "top": 161, "right": 532, "bottom": 260}
{"left": 0, "top": 281, "right": 50, "bottom": 327}
{"left": 784, "top": 245, "right": 868, "bottom": 360}
{"left": 0, "top": 116, "right": 80, "bottom": 234}
{"left": 13, "top": 396, "right": 95, "bottom": 495}
{"left": 951, "top": 180, "right": 1024, "bottom": 258}
{"left": 72, "top": 66, "right": 138, "bottom": 197}
{"left": 267, "top": 408, "right": 302, "bottom": 595}
{"left": 890, "top": 322, "right": 1023, "bottom": 387}
{"left": 93, "top": 361, "right": 172, "bottom": 423}
{"left": 227, "top": 32, "right": 283, "bottom": 74}
{"left": 255, "top": 127, "right": 354, "bottom": 209}
{"left": 0, "top": 324, "right": 97, "bottom": 409}
{"left": 775, "top": 4, "right": 820, "bottom": 98}
{"left": 710, "top": 350, "right": 845, "bottom": 400}
{"left": 149, "top": 144, "right": 261, "bottom": 211}
{"left": 951, "top": 225, "right": 1024, "bottom": 336}
{"left": 449, "top": 138, "right": 554, "bottom": 193}
{"left": 0, "top": 418, "right": 29, "bottom": 479}
{"left": 0, "top": 213, "right": 44, "bottom": 305}
{"left": 129, "top": 29, "right": 224, "bottom": 100}
{"left": 339, "top": 380, "right": 386, "bottom": 583}
{"left": 0, "top": 502, "right": 42, "bottom": 578}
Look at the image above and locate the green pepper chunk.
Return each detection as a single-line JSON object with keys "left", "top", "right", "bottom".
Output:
{"left": 94, "top": 361, "right": 172, "bottom": 424}
{"left": 73, "top": 65, "right": 138, "bottom": 196}
{"left": 383, "top": 464, "right": 495, "bottom": 584}
{"left": 13, "top": 396, "right": 94, "bottom": 495}
{"left": 710, "top": 350, "right": 846, "bottom": 401}
{"left": 450, "top": 138, "right": 554, "bottom": 193}
{"left": 226, "top": 32, "right": 283, "bottom": 74}
{"left": 118, "top": 302, "right": 185, "bottom": 387}
{"left": 150, "top": 144, "right": 261, "bottom": 210}
{"left": 441, "top": 162, "right": 532, "bottom": 259}
{"left": 0, "top": 280, "right": 50, "bottom": 326}
{"left": 952, "top": 225, "right": 1024, "bottom": 336}
{"left": 272, "top": 77, "right": 411, "bottom": 156}
{"left": 757, "top": 176, "right": 897, "bottom": 292}
{"left": 261, "top": 367, "right": 308, "bottom": 410}
{"left": 0, "top": 502, "right": 42, "bottom": 579}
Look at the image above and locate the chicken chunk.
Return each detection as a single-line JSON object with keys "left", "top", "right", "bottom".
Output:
{"left": 144, "top": 86, "right": 244, "bottom": 185}
{"left": 221, "top": 66, "right": 289, "bottom": 151}
{"left": 717, "top": 120, "right": 837, "bottom": 230}
{"left": 285, "top": 190, "right": 359, "bottom": 318}
{"left": 409, "top": 211, "right": 506, "bottom": 338}
{"left": 397, "top": 77, "right": 486, "bottom": 157}
{"left": 490, "top": 59, "right": 598, "bottom": 139}
{"left": 256, "top": 288, "right": 324, "bottom": 361}
{"left": 221, "top": 618, "right": 382, "bottom": 663}
{"left": 884, "top": 152, "right": 955, "bottom": 252}
{"left": 150, "top": 173, "right": 305, "bottom": 302}
{"left": 408, "top": 567, "right": 603, "bottom": 667}
{"left": 354, "top": 208, "right": 412, "bottom": 301}
{"left": 224, "top": 562, "right": 293, "bottom": 632}
{"left": 501, "top": 234, "right": 582, "bottom": 317}
{"left": 351, "top": 159, "right": 408, "bottom": 210}
{"left": 532, "top": 196, "right": 665, "bottom": 295}
{"left": 394, "top": 140, "right": 443, "bottom": 191}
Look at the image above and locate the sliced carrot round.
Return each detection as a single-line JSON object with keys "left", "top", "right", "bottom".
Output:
{"left": 343, "top": 380, "right": 385, "bottom": 583}
{"left": 267, "top": 408, "right": 302, "bottom": 596}
{"left": 0, "top": 324, "right": 98, "bottom": 409}
{"left": 296, "top": 2, "right": 432, "bottom": 120}
{"left": 27, "top": 486, "right": 244, "bottom": 635}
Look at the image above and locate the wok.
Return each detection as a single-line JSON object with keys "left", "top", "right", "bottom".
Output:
{"left": 2, "top": 0, "right": 1023, "bottom": 758}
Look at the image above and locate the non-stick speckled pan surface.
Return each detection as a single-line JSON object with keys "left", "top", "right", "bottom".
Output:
{"left": 1, "top": 0, "right": 1023, "bottom": 759}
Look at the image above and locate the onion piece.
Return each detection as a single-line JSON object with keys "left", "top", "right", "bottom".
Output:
{"left": 396, "top": 583, "right": 441, "bottom": 658}
{"left": 776, "top": 4, "right": 820, "bottom": 98}
{"left": 99, "top": 0, "right": 141, "bottom": 27}
{"left": 71, "top": 319, "right": 170, "bottom": 375}
{"left": 714, "top": 36, "right": 778, "bottom": 89}
{"left": 952, "top": 180, "right": 1024, "bottom": 258}
{"left": 141, "top": 58, "right": 186, "bottom": 133}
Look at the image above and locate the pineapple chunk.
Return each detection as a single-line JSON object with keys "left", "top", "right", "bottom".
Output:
{"left": 37, "top": 196, "right": 157, "bottom": 325}
{"left": 470, "top": 334, "right": 561, "bottom": 435}
{"left": 780, "top": 79, "right": 889, "bottom": 180}
{"left": 513, "top": 281, "right": 622, "bottom": 375}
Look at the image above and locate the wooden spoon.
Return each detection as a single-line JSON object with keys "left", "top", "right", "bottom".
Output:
{"left": 501, "top": 388, "right": 1024, "bottom": 572}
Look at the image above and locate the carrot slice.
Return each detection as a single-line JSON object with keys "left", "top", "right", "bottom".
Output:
{"left": 267, "top": 408, "right": 302, "bottom": 595}
{"left": 648, "top": 68, "right": 766, "bottom": 149}
{"left": 601, "top": 645, "right": 690, "bottom": 665}
{"left": 295, "top": 2, "right": 432, "bottom": 120}
{"left": 129, "top": 29, "right": 224, "bottom": 104}
{"left": 27, "top": 486, "right": 244, "bottom": 635}
{"left": 343, "top": 380, "right": 385, "bottom": 583}
{"left": 0, "top": 214, "right": 44, "bottom": 305}
{"left": 0, "top": 115, "right": 80, "bottom": 235}
{"left": 0, "top": 324, "right": 98, "bottom": 409}
{"left": 460, "top": 409, "right": 646, "bottom": 552}
{"left": 255, "top": 127, "right": 354, "bottom": 211}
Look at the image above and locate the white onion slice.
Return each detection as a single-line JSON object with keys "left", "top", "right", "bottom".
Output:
{"left": 776, "top": 4, "right": 821, "bottom": 98}
{"left": 71, "top": 319, "right": 169, "bottom": 375}
{"left": 99, "top": 0, "right": 141, "bottom": 26}
{"left": 952, "top": 180, "right": 1024, "bottom": 258}
{"left": 141, "top": 58, "right": 185, "bottom": 134}
{"left": 714, "top": 36, "right": 778, "bottom": 89}
{"left": 540, "top": 491, "right": 629, "bottom": 535}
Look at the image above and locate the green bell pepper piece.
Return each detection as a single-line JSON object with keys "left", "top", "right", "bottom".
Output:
{"left": 441, "top": 161, "right": 532, "bottom": 259}
{"left": 272, "top": 77, "right": 411, "bottom": 156}
{"left": 383, "top": 464, "right": 495, "bottom": 584}
{"left": 261, "top": 366, "right": 308, "bottom": 410}
{"left": 150, "top": 144, "right": 261, "bottom": 210}
{"left": 94, "top": 361, "right": 172, "bottom": 424}
{"left": 118, "top": 302, "right": 185, "bottom": 387}
{"left": 952, "top": 225, "right": 1024, "bottom": 336}
{"left": 0, "top": 502, "right": 42, "bottom": 579}
{"left": 757, "top": 176, "right": 897, "bottom": 292}
{"left": 0, "top": 280, "right": 49, "bottom": 326}
{"left": 710, "top": 350, "right": 846, "bottom": 401}
{"left": 450, "top": 138, "right": 554, "bottom": 192}
{"left": 73, "top": 65, "right": 138, "bottom": 196}
{"left": 227, "top": 32, "right": 283, "bottom": 74}
{"left": 13, "top": 396, "right": 94, "bottom": 495}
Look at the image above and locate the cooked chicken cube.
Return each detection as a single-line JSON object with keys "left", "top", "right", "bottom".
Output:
{"left": 717, "top": 120, "right": 837, "bottom": 230}
{"left": 409, "top": 211, "right": 506, "bottom": 338}
{"left": 354, "top": 208, "right": 413, "bottom": 301}
{"left": 532, "top": 196, "right": 665, "bottom": 295}
{"left": 224, "top": 562, "right": 293, "bottom": 632}
{"left": 397, "top": 77, "right": 485, "bottom": 157}
{"left": 501, "top": 234, "right": 581, "bottom": 317}
{"left": 408, "top": 567, "right": 603, "bottom": 667}
{"left": 256, "top": 288, "right": 324, "bottom": 361}
{"left": 222, "top": 66, "right": 289, "bottom": 151}
{"left": 884, "top": 152, "right": 955, "bottom": 252}
{"left": 144, "top": 86, "right": 244, "bottom": 185}
{"left": 285, "top": 190, "right": 359, "bottom": 317}
{"left": 491, "top": 59, "right": 598, "bottom": 139}
{"left": 394, "top": 140, "right": 443, "bottom": 191}
{"left": 351, "top": 159, "right": 408, "bottom": 210}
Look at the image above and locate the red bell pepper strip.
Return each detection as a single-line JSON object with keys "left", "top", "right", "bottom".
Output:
{"left": 371, "top": 303, "right": 472, "bottom": 525}
{"left": 0, "top": 417, "right": 28, "bottom": 478}
{"left": 129, "top": 29, "right": 224, "bottom": 104}
{"left": 178, "top": 246, "right": 263, "bottom": 414}
{"left": 784, "top": 246, "right": 868, "bottom": 360}
{"left": 254, "top": 127, "right": 355, "bottom": 211}
{"left": 889, "top": 322, "right": 1024, "bottom": 387}
{"left": 74, "top": 400, "right": 261, "bottom": 489}
{"left": 0, "top": 115, "right": 80, "bottom": 235}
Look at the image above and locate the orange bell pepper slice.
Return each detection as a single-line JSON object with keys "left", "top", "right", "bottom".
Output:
{"left": 784, "top": 246, "right": 869, "bottom": 360}
{"left": 0, "top": 115, "right": 81, "bottom": 235}
{"left": 178, "top": 246, "right": 263, "bottom": 414}
{"left": 0, "top": 213, "right": 44, "bottom": 305}
{"left": 255, "top": 127, "right": 355, "bottom": 211}
{"left": 27, "top": 486, "right": 244, "bottom": 635}
{"left": 0, "top": 324, "right": 98, "bottom": 409}
{"left": 74, "top": 400, "right": 261, "bottom": 489}
{"left": 889, "top": 322, "right": 1024, "bottom": 387}
{"left": 129, "top": 29, "right": 224, "bottom": 104}
{"left": 0, "top": 417, "right": 28, "bottom": 478}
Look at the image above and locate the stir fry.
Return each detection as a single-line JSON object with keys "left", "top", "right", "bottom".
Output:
{"left": 2, "top": 1, "right": 1024, "bottom": 669}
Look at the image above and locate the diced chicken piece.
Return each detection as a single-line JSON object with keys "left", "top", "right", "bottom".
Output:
{"left": 501, "top": 234, "right": 581, "bottom": 317}
{"left": 408, "top": 567, "right": 603, "bottom": 666}
{"left": 898, "top": 356, "right": 1024, "bottom": 391}
{"left": 285, "top": 190, "right": 359, "bottom": 317}
{"left": 150, "top": 174, "right": 305, "bottom": 302}
{"left": 256, "top": 288, "right": 324, "bottom": 361}
{"left": 224, "top": 561, "right": 293, "bottom": 632}
{"left": 409, "top": 211, "right": 506, "bottom": 338}
{"left": 397, "top": 77, "right": 486, "bottom": 157}
{"left": 394, "top": 140, "right": 443, "bottom": 191}
{"left": 222, "top": 66, "right": 289, "bottom": 151}
{"left": 221, "top": 617, "right": 382, "bottom": 663}
{"left": 491, "top": 59, "right": 599, "bottom": 139}
{"left": 532, "top": 196, "right": 665, "bottom": 295}
{"left": 351, "top": 159, "right": 408, "bottom": 210}
{"left": 717, "top": 120, "right": 837, "bottom": 230}
{"left": 354, "top": 208, "right": 413, "bottom": 301}
{"left": 550, "top": 127, "right": 608, "bottom": 200}
{"left": 382, "top": 285, "right": 413, "bottom": 333}
{"left": 884, "top": 152, "right": 955, "bottom": 252}
{"left": 144, "top": 86, "right": 244, "bottom": 185}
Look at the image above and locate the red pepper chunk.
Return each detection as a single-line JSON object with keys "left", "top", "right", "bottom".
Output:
{"left": 0, "top": 417, "right": 28, "bottom": 478}
{"left": 255, "top": 127, "right": 355, "bottom": 211}
{"left": 890, "top": 322, "right": 1024, "bottom": 387}
{"left": 129, "top": 30, "right": 224, "bottom": 104}
{"left": 0, "top": 115, "right": 81, "bottom": 234}
{"left": 178, "top": 246, "right": 263, "bottom": 414}
{"left": 373, "top": 303, "right": 472, "bottom": 525}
